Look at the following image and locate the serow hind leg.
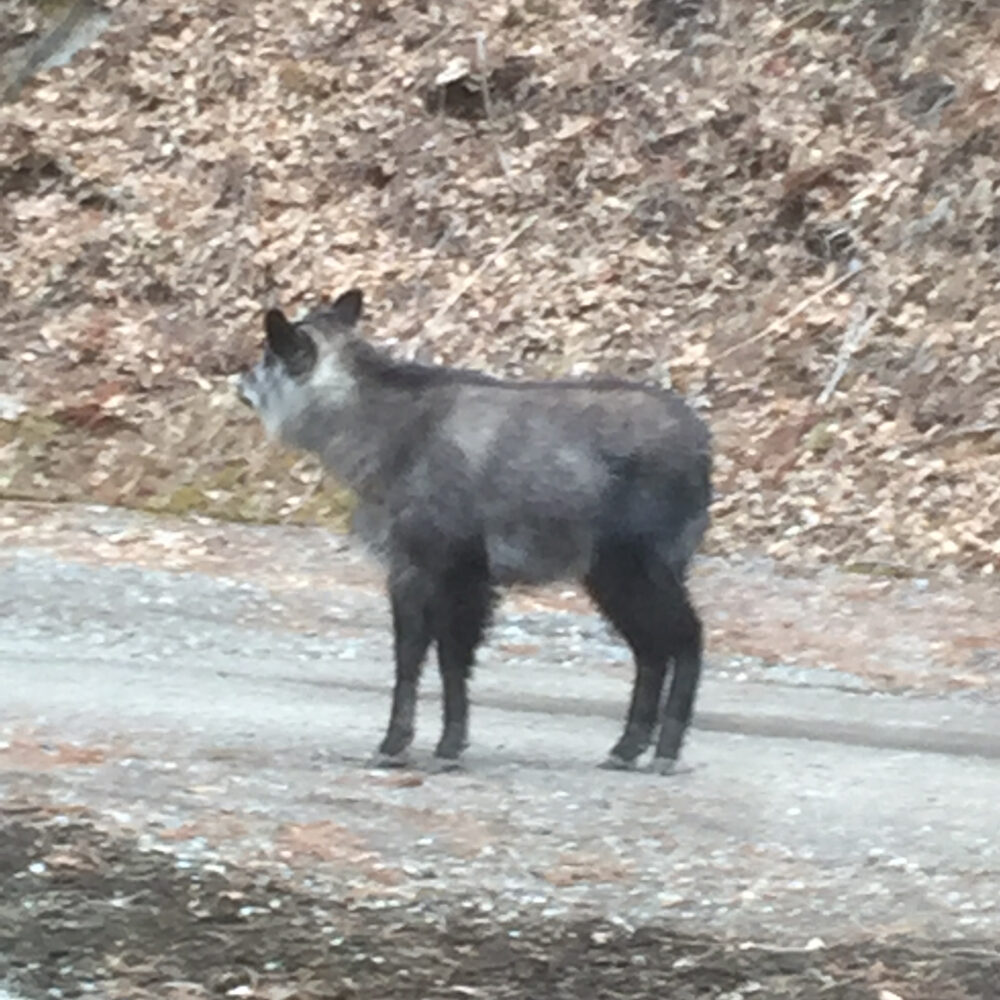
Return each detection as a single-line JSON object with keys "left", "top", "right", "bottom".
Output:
{"left": 600, "top": 657, "right": 667, "bottom": 770}
{"left": 432, "top": 548, "right": 494, "bottom": 767}
{"left": 649, "top": 593, "right": 703, "bottom": 776}
{"left": 586, "top": 550, "right": 670, "bottom": 771}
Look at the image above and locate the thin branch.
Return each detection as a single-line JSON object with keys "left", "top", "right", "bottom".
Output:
{"left": 904, "top": 422, "right": 1000, "bottom": 452}
{"left": 4, "top": 0, "right": 101, "bottom": 102}
{"left": 413, "top": 222, "right": 455, "bottom": 282}
{"left": 426, "top": 213, "right": 538, "bottom": 335}
{"left": 475, "top": 30, "right": 516, "bottom": 187}
{"left": 475, "top": 31, "right": 495, "bottom": 123}
{"left": 715, "top": 263, "right": 864, "bottom": 363}
{"left": 818, "top": 301, "right": 879, "bottom": 405}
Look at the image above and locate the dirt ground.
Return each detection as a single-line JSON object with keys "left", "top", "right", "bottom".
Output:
{"left": 3, "top": 501, "right": 1000, "bottom": 999}
{"left": 2, "top": 814, "right": 1000, "bottom": 1000}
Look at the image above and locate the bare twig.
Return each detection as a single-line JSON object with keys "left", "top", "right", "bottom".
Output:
{"left": 715, "top": 263, "right": 864, "bottom": 363}
{"left": 426, "top": 213, "right": 538, "bottom": 335}
{"left": 899, "top": 196, "right": 952, "bottom": 251}
{"left": 475, "top": 30, "right": 516, "bottom": 187}
{"left": 475, "top": 32, "right": 495, "bottom": 122}
{"left": 818, "top": 300, "right": 879, "bottom": 405}
{"left": 904, "top": 422, "right": 1000, "bottom": 452}
{"left": 413, "top": 223, "right": 455, "bottom": 282}
{"left": 2, "top": 0, "right": 103, "bottom": 103}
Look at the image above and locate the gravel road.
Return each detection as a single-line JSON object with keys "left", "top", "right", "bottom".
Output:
{"left": 2, "top": 502, "right": 999, "bottom": 998}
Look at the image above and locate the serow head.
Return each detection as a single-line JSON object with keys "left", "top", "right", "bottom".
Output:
{"left": 237, "top": 287, "right": 364, "bottom": 435}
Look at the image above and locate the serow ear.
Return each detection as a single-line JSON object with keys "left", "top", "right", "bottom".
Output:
{"left": 326, "top": 288, "right": 363, "bottom": 327}
{"left": 264, "top": 308, "right": 316, "bottom": 374}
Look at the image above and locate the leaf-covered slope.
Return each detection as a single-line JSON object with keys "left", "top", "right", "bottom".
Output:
{"left": 1, "top": 0, "right": 998, "bottom": 576}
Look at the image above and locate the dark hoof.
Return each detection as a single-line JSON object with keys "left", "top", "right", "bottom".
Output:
{"left": 428, "top": 756, "right": 465, "bottom": 774}
{"left": 368, "top": 751, "right": 411, "bottom": 770}
{"left": 433, "top": 731, "right": 467, "bottom": 763}
{"left": 377, "top": 728, "right": 414, "bottom": 760}
{"left": 647, "top": 757, "right": 676, "bottom": 776}
{"left": 608, "top": 728, "right": 652, "bottom": 765}
{"left": 645, "top": 757, "right": 695, "bottom": 776}
{"left": 599, "top": 753, "right": 637, "bottom": 771}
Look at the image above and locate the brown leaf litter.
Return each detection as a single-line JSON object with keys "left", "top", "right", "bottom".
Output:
{"left": 0, "top": 0, "right": 998, "bottom": 582}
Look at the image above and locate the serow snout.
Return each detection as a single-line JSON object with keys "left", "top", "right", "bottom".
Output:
{"left": 234, "top": 372, "right": 256, "bottom": 410}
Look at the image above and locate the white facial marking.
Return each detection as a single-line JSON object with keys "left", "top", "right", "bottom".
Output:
{"left": 238, "top": 371, "right": 262, "bottom": 410}
{"left": 239, "top": 357, "right": 308, "bottom": 439}
{"left": 312, "top": 349, "right": 358, "bottom": 406}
